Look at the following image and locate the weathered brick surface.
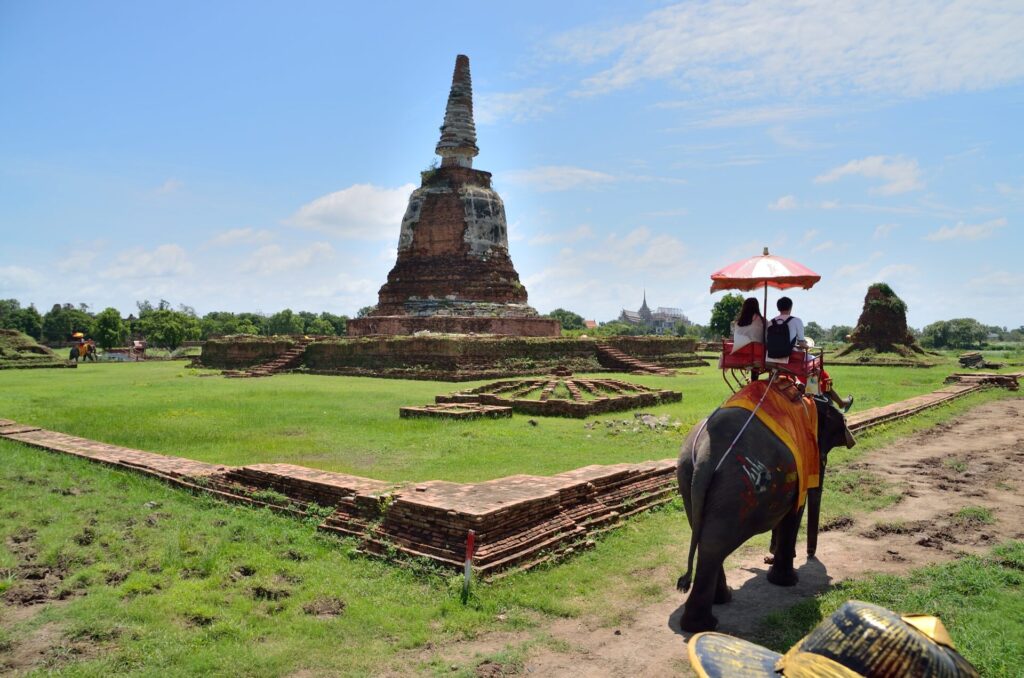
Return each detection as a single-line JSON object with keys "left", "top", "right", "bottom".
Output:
{"left": 437, "top": 377, "right": 682, "bottom": 418}
{"left": 199, "top": 337, "right": 295, "bottom": 369}
{"left": 399, "top": 403, "right": 513, "bottom": 419}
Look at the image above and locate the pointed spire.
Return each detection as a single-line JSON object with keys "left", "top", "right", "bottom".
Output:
{"left": 639, "top": 289, "right": 652, "bottom": 322}
{"left": 435, "top": 55, "right": 479, "bottom": 168}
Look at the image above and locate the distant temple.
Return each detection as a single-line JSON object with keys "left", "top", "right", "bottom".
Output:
{"left": 619, "top": 292, "right": 688, "bottom": 334}
{"left": 348, "top": 55, "right": 559, "bottom": 337}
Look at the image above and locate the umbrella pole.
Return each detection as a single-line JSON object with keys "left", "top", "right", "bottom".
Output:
{"left": 763, "top": 283, "right": 768, "bottom": 343}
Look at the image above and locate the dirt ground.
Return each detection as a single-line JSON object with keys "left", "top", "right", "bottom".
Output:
{"left": 427, "top": 397, "right": 1024, "bottom": 677}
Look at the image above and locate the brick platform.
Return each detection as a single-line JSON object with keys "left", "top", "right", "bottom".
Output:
{"left": 436, "top": 376, "right": 682, "bottom": 418}
{"left": 399, "top": 403, "right": 513, "bottom": 419}
{"left": 0, "top": 376, "right": 1012, "bottom": 575}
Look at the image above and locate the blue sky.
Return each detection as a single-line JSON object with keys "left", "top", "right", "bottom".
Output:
{"left": 2, "top": 1, "right": 1022, "bottom": 328}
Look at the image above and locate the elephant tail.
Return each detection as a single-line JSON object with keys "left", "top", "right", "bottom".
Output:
{"left": 678, "top": 420, "right": 714, "bottom": 593}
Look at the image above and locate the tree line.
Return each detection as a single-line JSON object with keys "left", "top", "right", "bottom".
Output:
{"left": 5, "top": 296, "right": 1019, "bottom": 351}
{"left": 0, "top": 299, "right": 350, "bottom": 351}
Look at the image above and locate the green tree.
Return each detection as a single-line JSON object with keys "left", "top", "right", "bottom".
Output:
{"left": 305, "top": 317, "right": 335, "bottom": 335}
{"left": 0, "top": 300, "right": 43, "bottom": 339}
{"left": 805, "top": 321, "right": 825, "bottom": 342}
{"left": 828, "top": 325, "right": 854, "bottom": 343}
{"left": 93, "top": 307, "right": 128, "bottom": 349}
{"left": 236, "top": 313, "right": 267, "bottom": 336}
{"left": 319, "top": 312, "right": 348, "bottom": 336}
{"left": 920, "top": 318, "right": 987, "bottom": 349}
{"left": 17, "top": 305, "right": 43, "bottom": 339}
{"left": 42, "top": 303, "right": 95, "bottom": 344}
{"left": 546, "top": 308, "right": 585, "bottom": 331}
{"left": 594, "top": 321, "right": 644, "bottom": 336}
{"left": 356, "top": 305, "right": 377, "bottom": 318}
{"left": 138, "top": 309, "right": 201, "bottom": 351}
{"left": 267, "top": 309, "right": 305, "bottom": 335}
{"left": 0, "top": 299, "right": 21, "bottom": 330}
{"left": 708, "top": 293, "right": 744, "bottom": 338}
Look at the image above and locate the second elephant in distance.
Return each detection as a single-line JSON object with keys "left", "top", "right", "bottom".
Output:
{"left": 676, "top": 395, "right": 855, "bottom": 633}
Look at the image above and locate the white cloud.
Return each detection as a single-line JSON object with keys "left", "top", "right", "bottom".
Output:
{"left": 288, "top": 183, "right": 415, "bottom": 239}
{"left": 768, "top": 126, "right": 829, "bottom": 150}
{"left": 925, "top": 217, "right": 1007, "bottom": 241}
{"left": 967, "top": 270, "right": 1024, "bottom": 293}
{"left": 811, "top": 240, "right": 836, "bottom": 253}
{"left": 996, "top": 181, "right": 1024, "bottom": 199}
{"left": 529, "top": 224, "right": 594, "bottom": 246}
{"left": 769, "top": 195, "right": 798, "bottom": 211}
{"left": 101, "top": 244, "right": 193, "bottom": 279}
{"left": 557, "top": 1, "right": 1024, "bottom": 99}
{"left": 835, "top": 252, "right": 883, "bottom": 278}
{"left": 240, "top": 242, "right": 334, "bottom": 276}
{"left": 690, "top": 105, "right": 837, "bottom": 129}
{"left": 155, "top": 178, "right": 183, "bottom": 194}
{"left": 0, "top": 265, "right": 43, "bottom": 288}
{"left": 873, "top": 223, "right": 898, "bottom": 239}
{"left": 205, "top": 228, "right": 274, "bottom": 248}
{"left": 502, "top": 166, "right": 615, "bottom": 192}
{"left": 801, "top": 229, "right": 819, "bottom": 245}
{"left": 475, "top": 88, "right": 554, "bottom": 124}
{"left": 815, "top": 156, "right": 924, "bottom": 195}
{"left": 642, "top": 208, "right": 688, "bottom": 218}
{"left": 57, "top": 249, "right": 99, "bottom": 273}
{"left": 874, "top": 264, "right": 917, "bottom": 280}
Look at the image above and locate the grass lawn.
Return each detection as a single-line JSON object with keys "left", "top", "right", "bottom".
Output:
{"left": 758, "top": 541, "right": 1024, "bottom": 677}
{"left": 0, "top": 356, "right": 973, "bottom": 483}
{"left": 0, "top": 359, "right": 1019, "bottom": 675}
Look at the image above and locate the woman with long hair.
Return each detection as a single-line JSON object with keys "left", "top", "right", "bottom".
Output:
{"left": 731, "top": 297, "right": 764, "bottom": 352}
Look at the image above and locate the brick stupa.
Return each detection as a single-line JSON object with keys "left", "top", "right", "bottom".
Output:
{"left": 348, "top": 55, "right": 559, "bottom": 337}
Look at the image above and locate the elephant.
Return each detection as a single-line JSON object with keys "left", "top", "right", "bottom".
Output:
{"left": 675, "top": 395, "right": 855, "bottom": 633}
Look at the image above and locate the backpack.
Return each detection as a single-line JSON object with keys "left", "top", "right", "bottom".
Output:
{"left": 766, "top": 316, "right": 795, "bottom": 359}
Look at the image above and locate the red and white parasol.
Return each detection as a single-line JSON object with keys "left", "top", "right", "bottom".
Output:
{"left": 710, "top": 247, "right": 820, "bottom": 293}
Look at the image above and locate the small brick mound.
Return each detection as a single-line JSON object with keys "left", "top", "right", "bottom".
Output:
{"left": 399, "top": 403, "right": 513, "bottom": 419}
{"left": 436, "top": 376, "right": 682, "bottom": 418}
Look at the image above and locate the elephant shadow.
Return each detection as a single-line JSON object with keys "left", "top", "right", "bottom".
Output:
{"left": 667, "top": 556, "right": 833, "bottom": 638}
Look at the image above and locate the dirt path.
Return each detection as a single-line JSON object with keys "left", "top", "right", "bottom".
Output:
{"left": 424, "top": 397, "right": 1024, "bottom": 677}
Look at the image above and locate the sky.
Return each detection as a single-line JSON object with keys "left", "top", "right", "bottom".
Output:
{"left": 1, "top": 1, "right": 1022, "bottom": 329}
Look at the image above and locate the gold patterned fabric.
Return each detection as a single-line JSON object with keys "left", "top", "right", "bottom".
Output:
{"left": 687, "top": 600, "right": 980, "bottom": 677}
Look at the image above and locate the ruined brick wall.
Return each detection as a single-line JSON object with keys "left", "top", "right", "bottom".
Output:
{"left": 604, "top": 336, "right": 700, "bottom": 366}
{"left": 347, "top": 315, "right": 560, "bottom": 337}
{"left": 199, "top": 337, "right": 295, "bottom": 369}
{"left": 304, "top": 336, "right": 600, "bottom": 376}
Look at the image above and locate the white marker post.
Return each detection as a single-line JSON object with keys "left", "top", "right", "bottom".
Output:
{"left": 462, "top": 529, "right": 476, "bottom": 603}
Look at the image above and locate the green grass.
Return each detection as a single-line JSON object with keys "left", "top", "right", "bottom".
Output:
{"left": 0, "top": 358, "right": 1019, "bottom": 675}
{"left": 0, "top": 357, "right": 978, "bottom": 483}
{"left": 952, "top": 506, "right": 995, "bottom": 526}
{"left": 755, "top": 541, "right": 1024, "bottom": 677}
{"left": 0, "top": 443, "right": 696, "bottom": 676}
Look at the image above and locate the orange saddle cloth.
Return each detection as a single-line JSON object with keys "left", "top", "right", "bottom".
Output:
{"left": 722, "top": 379, "right": 820, "bottom": 509}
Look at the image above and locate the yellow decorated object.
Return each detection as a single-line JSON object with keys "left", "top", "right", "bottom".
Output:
{"left": 687, "top": 600, "right": 979, "bottom": 677}
{"left": 721, "top": 379, "right": 819, "bottom": 509}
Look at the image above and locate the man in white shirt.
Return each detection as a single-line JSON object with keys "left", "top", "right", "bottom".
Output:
{"left": 770, "top": 296, "right": 853, "bottom": 411}
{"left": 772, "top": 296, "right": 805, "bottom": 346}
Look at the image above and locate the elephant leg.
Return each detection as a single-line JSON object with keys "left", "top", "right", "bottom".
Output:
{"left": 713, "top": 565, "right": 732, "bottom": 605}
{"left": 680, "top": 548, "right": 727, "bottom": 632}
{"left": 764, "top": 529, "right": 779, "bottom": 564}
{"left": 767, "top": 507, "right": 804, "bottom": 587}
